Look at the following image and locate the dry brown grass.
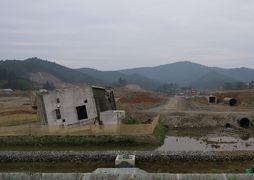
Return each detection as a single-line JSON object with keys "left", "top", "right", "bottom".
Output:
{"left": 116, "top": 89, "right": 167, "bottom": 112}
{"left": 0, "top": 114, "right": 38, "bottom": 126}
{"left": 0, "top": 95, "right": 37, "bottom": 127}
{"left": 118, "top": 91, "right": 164, "bottom": 104}
{"left": 0, "top": 116, "right": 159, "bottom": 136}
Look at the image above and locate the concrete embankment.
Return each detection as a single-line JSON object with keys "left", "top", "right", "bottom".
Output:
{"left": 1, "top": 172, "right": 254, "bottom": 180}
{"left": 0, "top": 151, "right": 254, "bottom": 163}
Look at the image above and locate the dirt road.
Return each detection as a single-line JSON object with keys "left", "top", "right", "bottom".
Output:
{"left": 146, "top": 96, "right": 184, "bottom": 113}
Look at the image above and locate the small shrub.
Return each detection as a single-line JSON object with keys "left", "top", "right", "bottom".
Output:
{"left": 153, "top": 122, "right": 168, "bottom": 142}
{"left": 125, "top": 117, "right": 140, "bottom": 124}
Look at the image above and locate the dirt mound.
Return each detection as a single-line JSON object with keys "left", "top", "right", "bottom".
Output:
{"left": 119, "top": 92, "right": 163, "bottom": 104}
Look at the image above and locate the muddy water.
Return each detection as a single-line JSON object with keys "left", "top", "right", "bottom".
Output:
{"left": 157, "top": 136, "right": 254, "bottom": 151}
{"left": 0, "top": 145, "right": 156, "bottom": 151}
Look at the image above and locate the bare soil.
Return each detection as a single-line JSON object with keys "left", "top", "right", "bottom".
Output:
{"left": 115, "top": 88, "right": 167, "bottom": 112}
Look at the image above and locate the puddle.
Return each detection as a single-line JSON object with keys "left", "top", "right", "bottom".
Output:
{"left": 157, "top": 136, "right": 254, "bottom": 151}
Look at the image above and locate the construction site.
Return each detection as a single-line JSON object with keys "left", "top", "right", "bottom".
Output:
{"left": 0, "top": 86, "right": 254, "bottom": 176}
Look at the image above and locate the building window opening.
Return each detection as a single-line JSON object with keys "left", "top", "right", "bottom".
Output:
{"left": 76, "top": 105, "right": 88, "bottom": 120}
{"left": 56, "top": 98, "right": 60, "bottom": 103}
{"left": 55, "top": 109, "right": 61, "bottom": 119}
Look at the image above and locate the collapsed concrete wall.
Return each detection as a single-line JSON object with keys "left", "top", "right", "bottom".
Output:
{"left": 37, "top": 87, "right": 98, "bottom": 126}
{"left": 100, "top": 110, "right": 126, "bottom": 125}
{"left": 33, "top": 86, "right": 124, "bottom": 127}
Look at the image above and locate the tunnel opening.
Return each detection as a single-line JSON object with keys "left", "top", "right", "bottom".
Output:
{"left": 238, "top": 118, "right": 250, "bottom": 128}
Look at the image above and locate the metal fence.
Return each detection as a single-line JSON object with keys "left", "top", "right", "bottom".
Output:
{"left": 0, "top": 115, "right": 159, "bottom": 136}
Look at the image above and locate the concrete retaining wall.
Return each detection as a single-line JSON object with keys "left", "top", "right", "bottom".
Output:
{"left": 0, "top": 172, "right": 253, "bottom": 180}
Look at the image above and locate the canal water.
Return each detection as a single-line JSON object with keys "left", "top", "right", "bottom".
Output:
{"left": 1, "top": 136, "right": 253, "bottom": 152}
{"left": 157, "top": 136, "right": 254, "bottom": 151}
{"left": 0, "top": 161, "right": 253, "bottom": 173}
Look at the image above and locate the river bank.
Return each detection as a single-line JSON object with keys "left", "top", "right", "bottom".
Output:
{"left": 0, "top": 151, "right": 254, "bottom": 173}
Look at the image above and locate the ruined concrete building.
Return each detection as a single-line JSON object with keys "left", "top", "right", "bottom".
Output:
{"left": 33, "top": 86, "right": 125, "bottom": 127}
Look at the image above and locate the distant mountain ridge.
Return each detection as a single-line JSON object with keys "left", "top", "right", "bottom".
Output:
{"left": 191, "top": 71, "right": 237, "bottom": 90}
{"left": 77, "top": 68, "right": 162, "bottom": 90}
{"left": 0, "top": 58, "right": 160, "bottom": 90}
{"left": 119, "top": 61, "right": 254, "bottom": 89}
{"left": 120, "top": 61, "right": 210, "bottom": 85}
{"left": 0, "top": 58, "right": 103, "bottom": 89}
{"left": 1, "top": 58, "right": 254, "bottom": 90}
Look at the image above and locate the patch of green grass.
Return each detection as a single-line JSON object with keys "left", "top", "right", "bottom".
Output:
{"left": 153, "top": 122, "right": 168, "bottom": 143}
{"left": 125, "top": 117, "right": 141, "bottom": 124}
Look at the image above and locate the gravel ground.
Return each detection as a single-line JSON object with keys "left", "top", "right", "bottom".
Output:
{"left": 0, "top": 151, "right": 254, "bottom": 163}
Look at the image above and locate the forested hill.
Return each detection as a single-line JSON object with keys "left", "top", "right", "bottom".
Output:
{"left": 1, "top": 58, "right": 254, "bottom": 91}
{"left": 0, "top": 57, "right": 103, "bottom": 90}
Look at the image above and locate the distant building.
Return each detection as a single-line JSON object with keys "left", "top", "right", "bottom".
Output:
{"left": 0, "top": 89, "right": 13, "bottom": 94}
{"left": 33, "top": 86, "right": 125, "bottom": 127}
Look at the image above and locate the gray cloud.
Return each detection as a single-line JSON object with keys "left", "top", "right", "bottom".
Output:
{"left": 0, "top": 0, "right": 254, "bottom": 70}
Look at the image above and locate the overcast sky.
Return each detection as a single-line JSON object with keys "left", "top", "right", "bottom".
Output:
{"left": 0, "top": 0, "right": 254, "bottom": 70}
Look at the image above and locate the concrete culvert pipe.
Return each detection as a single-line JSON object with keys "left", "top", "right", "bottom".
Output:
{"left": 224, "top": 97, "right": 237, "bottom": 106}
{"left": 238, "top": 117, "right": 250, "bottom": 128}
{"left": 208, "top": 96, "right": 217, "bottom": 104}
